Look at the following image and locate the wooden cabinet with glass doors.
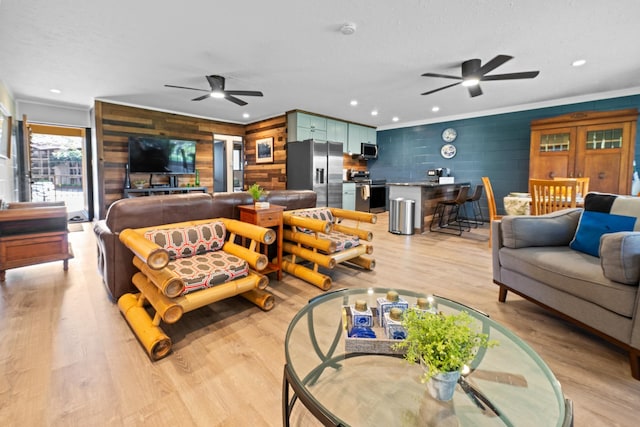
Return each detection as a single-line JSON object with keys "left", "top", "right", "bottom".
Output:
{"left": 529, "top": 108, "right": 638, "bottom": 195}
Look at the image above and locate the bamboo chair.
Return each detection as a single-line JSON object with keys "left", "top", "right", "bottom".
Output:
{"left": 117, "top": 218, "right": 276, "bottom": 360}
{"left": 553, "top": 177, "right": 590, "bottom": 199}
{"left": 529, "top": 179, "right": 577, "bottom": 215}
{"left": 282, "top": 207, "right": 376, "bottom": 291}
{"left": 481, "top": 176, "right": 503, "bottom": 248}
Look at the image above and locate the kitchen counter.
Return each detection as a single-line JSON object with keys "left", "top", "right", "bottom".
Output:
{"left": 387, "top": 181, "right": 458, "bottom": 187}
{"left": 387, "top": 181, "right": 470, "bottom": 233}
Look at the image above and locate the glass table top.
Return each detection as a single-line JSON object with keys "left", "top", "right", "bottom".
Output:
{"left": 284, "top": 288, "right": 570, "bottom": 427}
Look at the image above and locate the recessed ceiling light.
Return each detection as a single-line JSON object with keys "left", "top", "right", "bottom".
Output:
{"left": 50, "top": 88, "right": 61, "bottom": 94}
{"left": 371, "top": 110, "right": 378, "bottom": 116}
{"left": 392, "top": 117, "right": 399, "bottom": 122}
{"left": 350, "top": 100, "right": 358, "bottom": 106}
{"left": 340, "top": 22, "right": 357, "bottom": 35}
{"left": 432, "top": 106, "right": 440, "bottom": 112}
{"left": 572, "top": 59, "right": 586, "bottom": 67}
{"left": 243, "top": 113, "right": 250, "bottom": 119}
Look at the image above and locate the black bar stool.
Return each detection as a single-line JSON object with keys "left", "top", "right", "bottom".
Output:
{"left": 466, "top": 184, "right": 484, "bottom": 228}
{"left": 429, "top": 185, "right": 471, "bottom": 235}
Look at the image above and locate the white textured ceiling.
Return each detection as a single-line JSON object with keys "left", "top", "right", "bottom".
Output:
{"left": 1, "top": 0, "right": 640, "bottom": 129}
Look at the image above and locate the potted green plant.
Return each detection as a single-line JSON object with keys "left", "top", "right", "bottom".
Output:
{"left": 394, "top": 308, "right": 497, "bottom": 401}
{"left": 247, "top": 183, "right": 269, "bottom": 208}
{"left": 133, "top": 179, "right": 147, "bottom": 189}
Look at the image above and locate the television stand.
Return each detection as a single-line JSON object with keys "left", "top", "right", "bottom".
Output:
{"left": 124, "top": 186, "right": 207, "bottom": 197}
{"left": 148, "top": 174, "right": 179, "bottom": 188}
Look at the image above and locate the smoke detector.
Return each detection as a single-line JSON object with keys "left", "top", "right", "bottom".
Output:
{"left": 340, "top": 22, "right": 357, "bottom": 35}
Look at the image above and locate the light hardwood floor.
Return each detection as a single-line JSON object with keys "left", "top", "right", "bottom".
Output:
{"left": 1, "top": 214, "right": 639, "bottom": 426}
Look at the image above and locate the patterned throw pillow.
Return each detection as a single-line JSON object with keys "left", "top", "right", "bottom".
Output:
{"left": 570, "top": 193, "right": 640, "bottom": 257}
{"left": 144, "top": 222, "right": 226, "bottom": 259}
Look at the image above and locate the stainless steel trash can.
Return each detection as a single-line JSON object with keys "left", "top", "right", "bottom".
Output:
{"left": 389, "top": 198, "right": 415, "bottom": 235}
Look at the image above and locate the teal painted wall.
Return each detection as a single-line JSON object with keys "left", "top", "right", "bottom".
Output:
{"left": 371, "top": 95, "right": 640, "bottom": 216}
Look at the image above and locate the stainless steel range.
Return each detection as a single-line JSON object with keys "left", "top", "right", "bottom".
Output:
{"left": 351, "top": 171, "right": 387, "bottom": 213}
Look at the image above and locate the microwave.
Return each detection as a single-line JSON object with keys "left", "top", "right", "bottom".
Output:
{"left": 360, "top": 142, "right": 378, "bottom": 159}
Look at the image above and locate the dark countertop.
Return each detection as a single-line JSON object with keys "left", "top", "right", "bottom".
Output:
{"left": 386, "top": 181, "right": 469, "bottom": 187}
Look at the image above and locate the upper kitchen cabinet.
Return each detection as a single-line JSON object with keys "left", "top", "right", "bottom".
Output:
{"left": 287, "top": 110, "right": 376, "bottom": 154}
{"left": 327, "top": 119, "right": 348, "bottom": 144}
{"left": 529, "top": 108, "right": 638, "bottom": 195}
{"left": 347, "top": 123, "right": 377, "bottom": 155}
{"left": 287, "top": 111, "right": 327, "bottom": 142}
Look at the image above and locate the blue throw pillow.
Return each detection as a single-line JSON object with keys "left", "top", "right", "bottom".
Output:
{"left": 570, "top": 211, "right": 636, "bottom": 257}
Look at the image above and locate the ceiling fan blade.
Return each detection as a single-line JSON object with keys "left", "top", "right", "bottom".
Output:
{"left": 206, "top": 75, "right": 225, "bottom": 91}
{"left": 225, "top": 95, "right": 248, "bottom": 106}
{"left": 482, "top": 71, "right": 540, "bottom": 80}
{"left": 165, "top": 84, "right": 210, "bottom": 92}
{"left": 191, "top": 94, "right": 211, "bottom": 101}
{"left": 467, "top": 84, "right": 483, "bottom": 97}
{"left": 224, "top": 90, "right": 264, "bottom": 97}
{"left": 478, "top": 55, "right": 513, "bottom": 76}
{"left": 421, "top": 72, "right": 463, "bottom": 81}
{"left": 421, "top": 82, "right": 462, "bottom": 96}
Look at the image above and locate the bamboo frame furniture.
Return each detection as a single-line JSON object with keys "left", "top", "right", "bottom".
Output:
{"left": 282, "top": 207, "right": 376, "bottom": 291}
{"left": 529, "top": 179, "right": 577, "bottom": 215}
{"left": 0, "top": 202, "right": 73, "bottom": 281}
{"left": 117, "top": 217, "right": 276, "bottom": 360}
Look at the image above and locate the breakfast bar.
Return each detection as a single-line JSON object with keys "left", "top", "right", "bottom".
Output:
{"left": 387, "top": 182, "right": 470, "bottom": 233}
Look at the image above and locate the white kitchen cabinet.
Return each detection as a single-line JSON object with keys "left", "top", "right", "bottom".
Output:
{"left": 327, "top": 119, "right": 348, "bottom": 144}
{"left": 287, "top": 111, "right": 327, "bottom": 142}
{"left": 342, "top": 182, "right": 356, "bottom": 211}
{"left": 347, "top": 123, "right": 376, "bottom": 154}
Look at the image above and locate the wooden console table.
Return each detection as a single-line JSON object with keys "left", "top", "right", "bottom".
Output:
{"left": 238, "top": 204, "right": 285, "bottom": 280}
{"left": 124, "top": 186, "right": 207, "bottom": 197}
{"left": 0, "top": 205, "right": 73, "bottom": 281}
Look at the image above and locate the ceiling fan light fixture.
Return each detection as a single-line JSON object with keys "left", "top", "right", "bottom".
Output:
{"left": 461, "top": 78, "right": 480, "bottom": 87}
{"left": 210, "top": 91, "right": 225, "bottom": 98}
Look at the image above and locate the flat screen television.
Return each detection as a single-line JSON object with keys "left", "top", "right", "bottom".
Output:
{"left": 128, "top": 137, "right": 196, "bottom": 174}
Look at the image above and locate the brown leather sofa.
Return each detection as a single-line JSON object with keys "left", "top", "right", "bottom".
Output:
{"left": 93, "top": 190, "right": 317, "bottom": 301}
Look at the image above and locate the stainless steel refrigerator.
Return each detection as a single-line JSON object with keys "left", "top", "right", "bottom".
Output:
{"left": 286, "top": 139, "right": 343, "bottom": 208}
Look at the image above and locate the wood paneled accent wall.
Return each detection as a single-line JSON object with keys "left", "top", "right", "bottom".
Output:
{"left": 244, "top": 115, "right": 287, "bottom": 191}
{"left": 94, "top": 101, "right": 245, "bottom": 218}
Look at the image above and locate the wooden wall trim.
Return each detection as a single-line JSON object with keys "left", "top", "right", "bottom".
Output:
{"left": 94, "top": 101, "right": 245, "bottom": 218}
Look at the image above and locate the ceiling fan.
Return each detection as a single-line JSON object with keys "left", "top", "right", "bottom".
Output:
{"left": 421, "top": 55, "right": 539, "bottom": 97}
{"left": 165, "top": 75, "right": 263, "bottom": 106}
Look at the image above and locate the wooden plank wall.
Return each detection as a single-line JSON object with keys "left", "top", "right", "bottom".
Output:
{"left": 244, "top": 115, "right": 287, "bottom": 191}
{"left": 94, "top": 101, "right": 245, "bottom": 218}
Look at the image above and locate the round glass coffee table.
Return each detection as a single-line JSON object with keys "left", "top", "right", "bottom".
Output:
{"left": 283, "top": 288, "right": 572, "bottom": 426}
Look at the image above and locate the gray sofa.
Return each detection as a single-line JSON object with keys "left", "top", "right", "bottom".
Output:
{"left": 492, "top": 195, "right": 640, "bottom": 380}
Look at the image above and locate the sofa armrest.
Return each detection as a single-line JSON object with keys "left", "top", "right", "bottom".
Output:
{"left": 500, "top": 208, "right": 582, "bottom": 249}
{"left": 600, "top": 232, "right": 640, "bottom": 285}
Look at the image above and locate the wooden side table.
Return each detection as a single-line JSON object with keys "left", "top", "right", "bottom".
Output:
{"left": 238, "top": 204, "right": 285, "bottom": 280}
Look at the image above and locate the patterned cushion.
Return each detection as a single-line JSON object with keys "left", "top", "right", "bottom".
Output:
{"left": 317, "top": 230, "right": 360, "bottom": 253}
{"left": 292, "top": 208, "right": 335, "bottom": 234}
{"left": 144, "top": 222, "right": 226, "bottom": 260}
{"left": 167, "top": 251, "right": 249, "bottom": 295}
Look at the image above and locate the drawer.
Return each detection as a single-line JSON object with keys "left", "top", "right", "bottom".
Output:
{"left": 255, "top": 211, "right": 282, "bottom": 227}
